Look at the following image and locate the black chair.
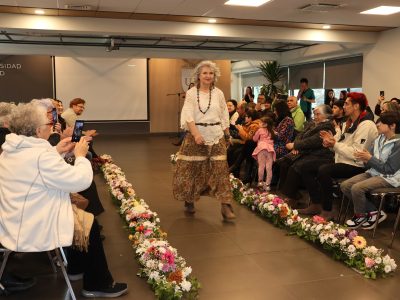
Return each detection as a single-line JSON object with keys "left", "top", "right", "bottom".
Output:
{"left": 370, "top": 188, "right": 400, "bottom": 247}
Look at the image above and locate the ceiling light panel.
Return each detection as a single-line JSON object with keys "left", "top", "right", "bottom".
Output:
{"left": 225, "top": 0, "right": 271, "bottom": 7}
{"left": 360, "top": 6, "right": 400, "bottom": 15}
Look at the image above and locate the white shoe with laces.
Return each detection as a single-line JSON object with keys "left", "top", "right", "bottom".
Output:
{"left": 362, "top": 211, "right": 387, "bottom": 230}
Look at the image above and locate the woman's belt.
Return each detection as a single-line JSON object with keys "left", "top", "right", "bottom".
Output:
{"left": 195, "top": 122, "right": 221, "bottom": 127}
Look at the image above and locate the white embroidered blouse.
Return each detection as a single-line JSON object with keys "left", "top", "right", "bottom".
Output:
{"left": 180, "top": 87, "right": 229, "bottom": 145}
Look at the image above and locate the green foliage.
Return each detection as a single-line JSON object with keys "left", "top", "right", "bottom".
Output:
{"left": 258, "top": 61, "right": 286, "bottom": 98}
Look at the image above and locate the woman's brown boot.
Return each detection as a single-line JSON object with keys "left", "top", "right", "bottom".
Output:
{"left": 221, "top": 204, "right": 236, "bottom": 220}
{"left": 184, "top": 201, "right": 195, "bottom": 214}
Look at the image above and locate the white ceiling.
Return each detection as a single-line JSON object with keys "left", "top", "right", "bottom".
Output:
{"left": 3, "top": 0, "right": 400, "bottom": 27}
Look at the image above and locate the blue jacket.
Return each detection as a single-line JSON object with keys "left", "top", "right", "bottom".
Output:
{"left": 366, "top": 134, "right": 400, "bottom": 187}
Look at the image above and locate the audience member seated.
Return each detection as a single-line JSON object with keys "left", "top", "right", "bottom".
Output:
{"left": 339, "top": 90, "right": 347, "bottom": 102}
{"left": 332, "top": 99, "right": 347, "bottom": 130}
{"left": 61, "top": 97, "right": 85, "bottom": 127}
{"left": 325, "top": 89, "right": 338, "bottom": 107}
{"left": 381, "top": 101, "right": 399, "bottom": 114}
{"left": 298, "top": 92, "right": 378, "bottom": 220}
{"left": 0, "top": 102, "right": 37, "bottom": 294}
{"left": 342, "top": 111, "right": 400, "bottom": 229}
{"left": 287, "top": 96, "right": 305, "bottom": 133}
{"left": 0, "top": 102, "right": 127, "bottom": 298}
{"left": 227, "top": 99, "right": 239, "bottom": 125}
{"left": 228, "top": 108, "right": 261, "bottom": 182}
{"left": 279, "top": 105, "right": 335, "bottom": 207}
{"left": 273, "top": 100, "right": 295, "bottom": 159}
{"left": 52, "top": 98, "right": 67, "bottom": 131}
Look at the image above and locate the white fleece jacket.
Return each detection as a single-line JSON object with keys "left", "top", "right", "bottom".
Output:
{"left": 333, "top": 120, "right": 378, "bottom": 167}
{"left": 0, "top": 133, "right": 93, "bottom": 252}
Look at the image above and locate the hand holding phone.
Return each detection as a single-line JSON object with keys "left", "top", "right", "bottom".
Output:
{"left": 71, "top": 120, "right": 85, "bottom": 142}
{"left": 51, "top": 108, "right": 58, "bottom": 129}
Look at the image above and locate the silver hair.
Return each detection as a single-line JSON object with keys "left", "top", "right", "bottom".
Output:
{"left": 9, "top": 103, "right": 48, "bottom": 137}
{"left": 31, "top": 98, "right": 54, "bottom": 111}
{"left": 193, "top": 60, "right": 221, "bottom": 86}
{"left": 0, "top": 102, "right": 16, "bottom": 126}
{"left": 314, "top": 104, "right": 333, "bottom": 119}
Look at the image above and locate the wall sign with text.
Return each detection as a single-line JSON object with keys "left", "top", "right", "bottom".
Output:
{"left": 0, "top": 55, "right": 54, "bottom": 103}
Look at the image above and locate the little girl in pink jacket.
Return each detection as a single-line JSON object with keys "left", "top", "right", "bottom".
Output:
{"left": 252, "top": 116, "right": 276, "bottom": 191}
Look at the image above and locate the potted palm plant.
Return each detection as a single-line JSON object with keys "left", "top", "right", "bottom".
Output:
{"left": 258, "top": 61, "right": 286, "bottom": 98}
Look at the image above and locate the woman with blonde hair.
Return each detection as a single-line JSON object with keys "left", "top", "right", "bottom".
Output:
{"left": 173, "top": 60, "right": 235, "bottom": 220}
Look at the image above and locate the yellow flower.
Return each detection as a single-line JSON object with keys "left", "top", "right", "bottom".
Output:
{"left": 353, "top": 236, "right": 367, "bottom": 249}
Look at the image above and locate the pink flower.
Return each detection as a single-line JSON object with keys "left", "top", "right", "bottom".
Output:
{"left": 272, "top": 197, "right": 284, "bottom": 206}
{"left": 312, "top": 215, "right": 326, "bottom": 224}
{"left": 365, "top": 257, "right": 375, "bottom": 268}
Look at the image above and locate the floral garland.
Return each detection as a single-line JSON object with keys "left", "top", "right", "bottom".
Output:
{"left": 230, "top": 175, "right": 397, "bottom": 279}
{"left": 98, "top": 154, "right": 200, "bottom": 299}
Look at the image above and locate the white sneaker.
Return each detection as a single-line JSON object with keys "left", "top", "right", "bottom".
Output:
{"left": 362, "top": 211, "right": 387, "bottom": 230}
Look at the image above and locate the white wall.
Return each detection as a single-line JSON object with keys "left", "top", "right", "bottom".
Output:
{"left": 362, "top": 27, "right": 400, "bottom": 108}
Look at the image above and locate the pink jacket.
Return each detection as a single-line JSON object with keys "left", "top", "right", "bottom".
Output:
{"left": 252, "top": 127, "right": 276, "bottom": 161}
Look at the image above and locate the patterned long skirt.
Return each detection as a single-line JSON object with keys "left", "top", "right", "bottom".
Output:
{"left": 172, "top": 133, "right": 233, "bottom": 204}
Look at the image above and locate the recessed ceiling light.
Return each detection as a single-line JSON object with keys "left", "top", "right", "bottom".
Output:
{"left": 35, "top": 9, "right": 45, "bottom": 15}
{"left": 322, "top": 25, "right": 331, "bottom": 29}
{"left": 225, "top": 0, "right": 271, "bottom": 7}
{"left": 128, "top": 64, "right": 136, "bottom": 67}
{"left": 360, "top": 6, "right": 400, "bottom": 15}
{"left": 208, "top": 18, "right": 217, "bottom": 23}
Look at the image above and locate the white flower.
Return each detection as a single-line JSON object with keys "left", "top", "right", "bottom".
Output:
{"left": 338, "top": 228, "right": 346, "bottom": 236}
{"left": 267, "top": 194, "right": 275, "bottom": 201}
{"left": 149, "top": 271, "right": 160, "bottom": 281}
{"left": 331, "top": 238, "right": 338, "bottom": 244}
{"left": 328, "top": 234, "right": 335, "bottom": 240}
{"left": 339, "top": 238, "right": 349, "bottom": 246}
{"left": 324, "top": 225, "right": 332, "bottom": 231}
{"left": 347, "top": 245, "right": 356, "bottom": 253}
{"left": 316, "top": 224, "right": 323, "bottom": 232}
{"left": 389, "top": 259, "right": 397, "bottom": 270}
{"left": 180, "top": 280, "right": 192, "bottom": 292}
{"left": 292, "top": 209, "right": 298, "bottom": 216}
{"left": 383, "top": 255, "right": 391, "bottom": 265}
{"left": 287, "top": 219, "right": 293, "bottom": 226}
{"left": 263, "top": 203, "right": 269, "bottom": 210}
{"left": 158, "top": 263, "right": 164, "bottom": 271}
{"left": 182, "top": 266, "right": 192, "bottom": 277}
{"left": 320, "top": 236, "right": 326, "bottom": 244}
{"left": 384, "top": 265, "right": 392, "bottom": 273}
{"left": 267, "top": 205, "right": 275, "bottom": 211}
{"left": 375, "top": 257, "right": 382, "bottom": 264}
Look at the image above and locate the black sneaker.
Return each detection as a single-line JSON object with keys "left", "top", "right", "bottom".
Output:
{"left": 362, "top": 211, "right": 388, "bottom": 230}
{"left": 345, "top": 214, "right": 368, "bottom": 228}
{"left": 82, "top": 282, "right": 128, "bottom": 298}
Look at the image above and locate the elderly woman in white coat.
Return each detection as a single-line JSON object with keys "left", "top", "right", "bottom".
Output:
{"left": 0, "top": 102, "right": 127, "bottom": 298}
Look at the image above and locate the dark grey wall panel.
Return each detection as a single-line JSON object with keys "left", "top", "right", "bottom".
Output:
{"left": 0, "top": 55, "right": 53, "bottom": 102}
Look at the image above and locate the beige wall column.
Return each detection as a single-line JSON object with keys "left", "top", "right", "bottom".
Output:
{"left": 149, "top": 59, "right": 231, "bottom": 133}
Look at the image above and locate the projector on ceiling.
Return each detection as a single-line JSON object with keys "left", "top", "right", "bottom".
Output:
{"left": 299, "top": 3, "right": 343, "bottom": 12}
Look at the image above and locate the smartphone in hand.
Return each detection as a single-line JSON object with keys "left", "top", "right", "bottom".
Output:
{"left": 51, "top": 108, "right": 58, "bottom": 130}
{"left": 71, "top": 120, "right": 85, "bottom": 142}
{"left": 380, "top": 90, "right": 385, "bottom": 97}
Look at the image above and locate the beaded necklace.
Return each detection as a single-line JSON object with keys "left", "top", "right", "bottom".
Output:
{"left": 197, "top": 87, "right": 212, "bottom": 114}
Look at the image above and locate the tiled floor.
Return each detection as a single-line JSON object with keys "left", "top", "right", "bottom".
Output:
{"left": 3, "top": 135, "right": 399, "bottom": 299}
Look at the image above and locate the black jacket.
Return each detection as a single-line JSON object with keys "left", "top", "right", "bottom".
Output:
{"left": 293, "top": 120, "right": 335, "bottom": 158}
